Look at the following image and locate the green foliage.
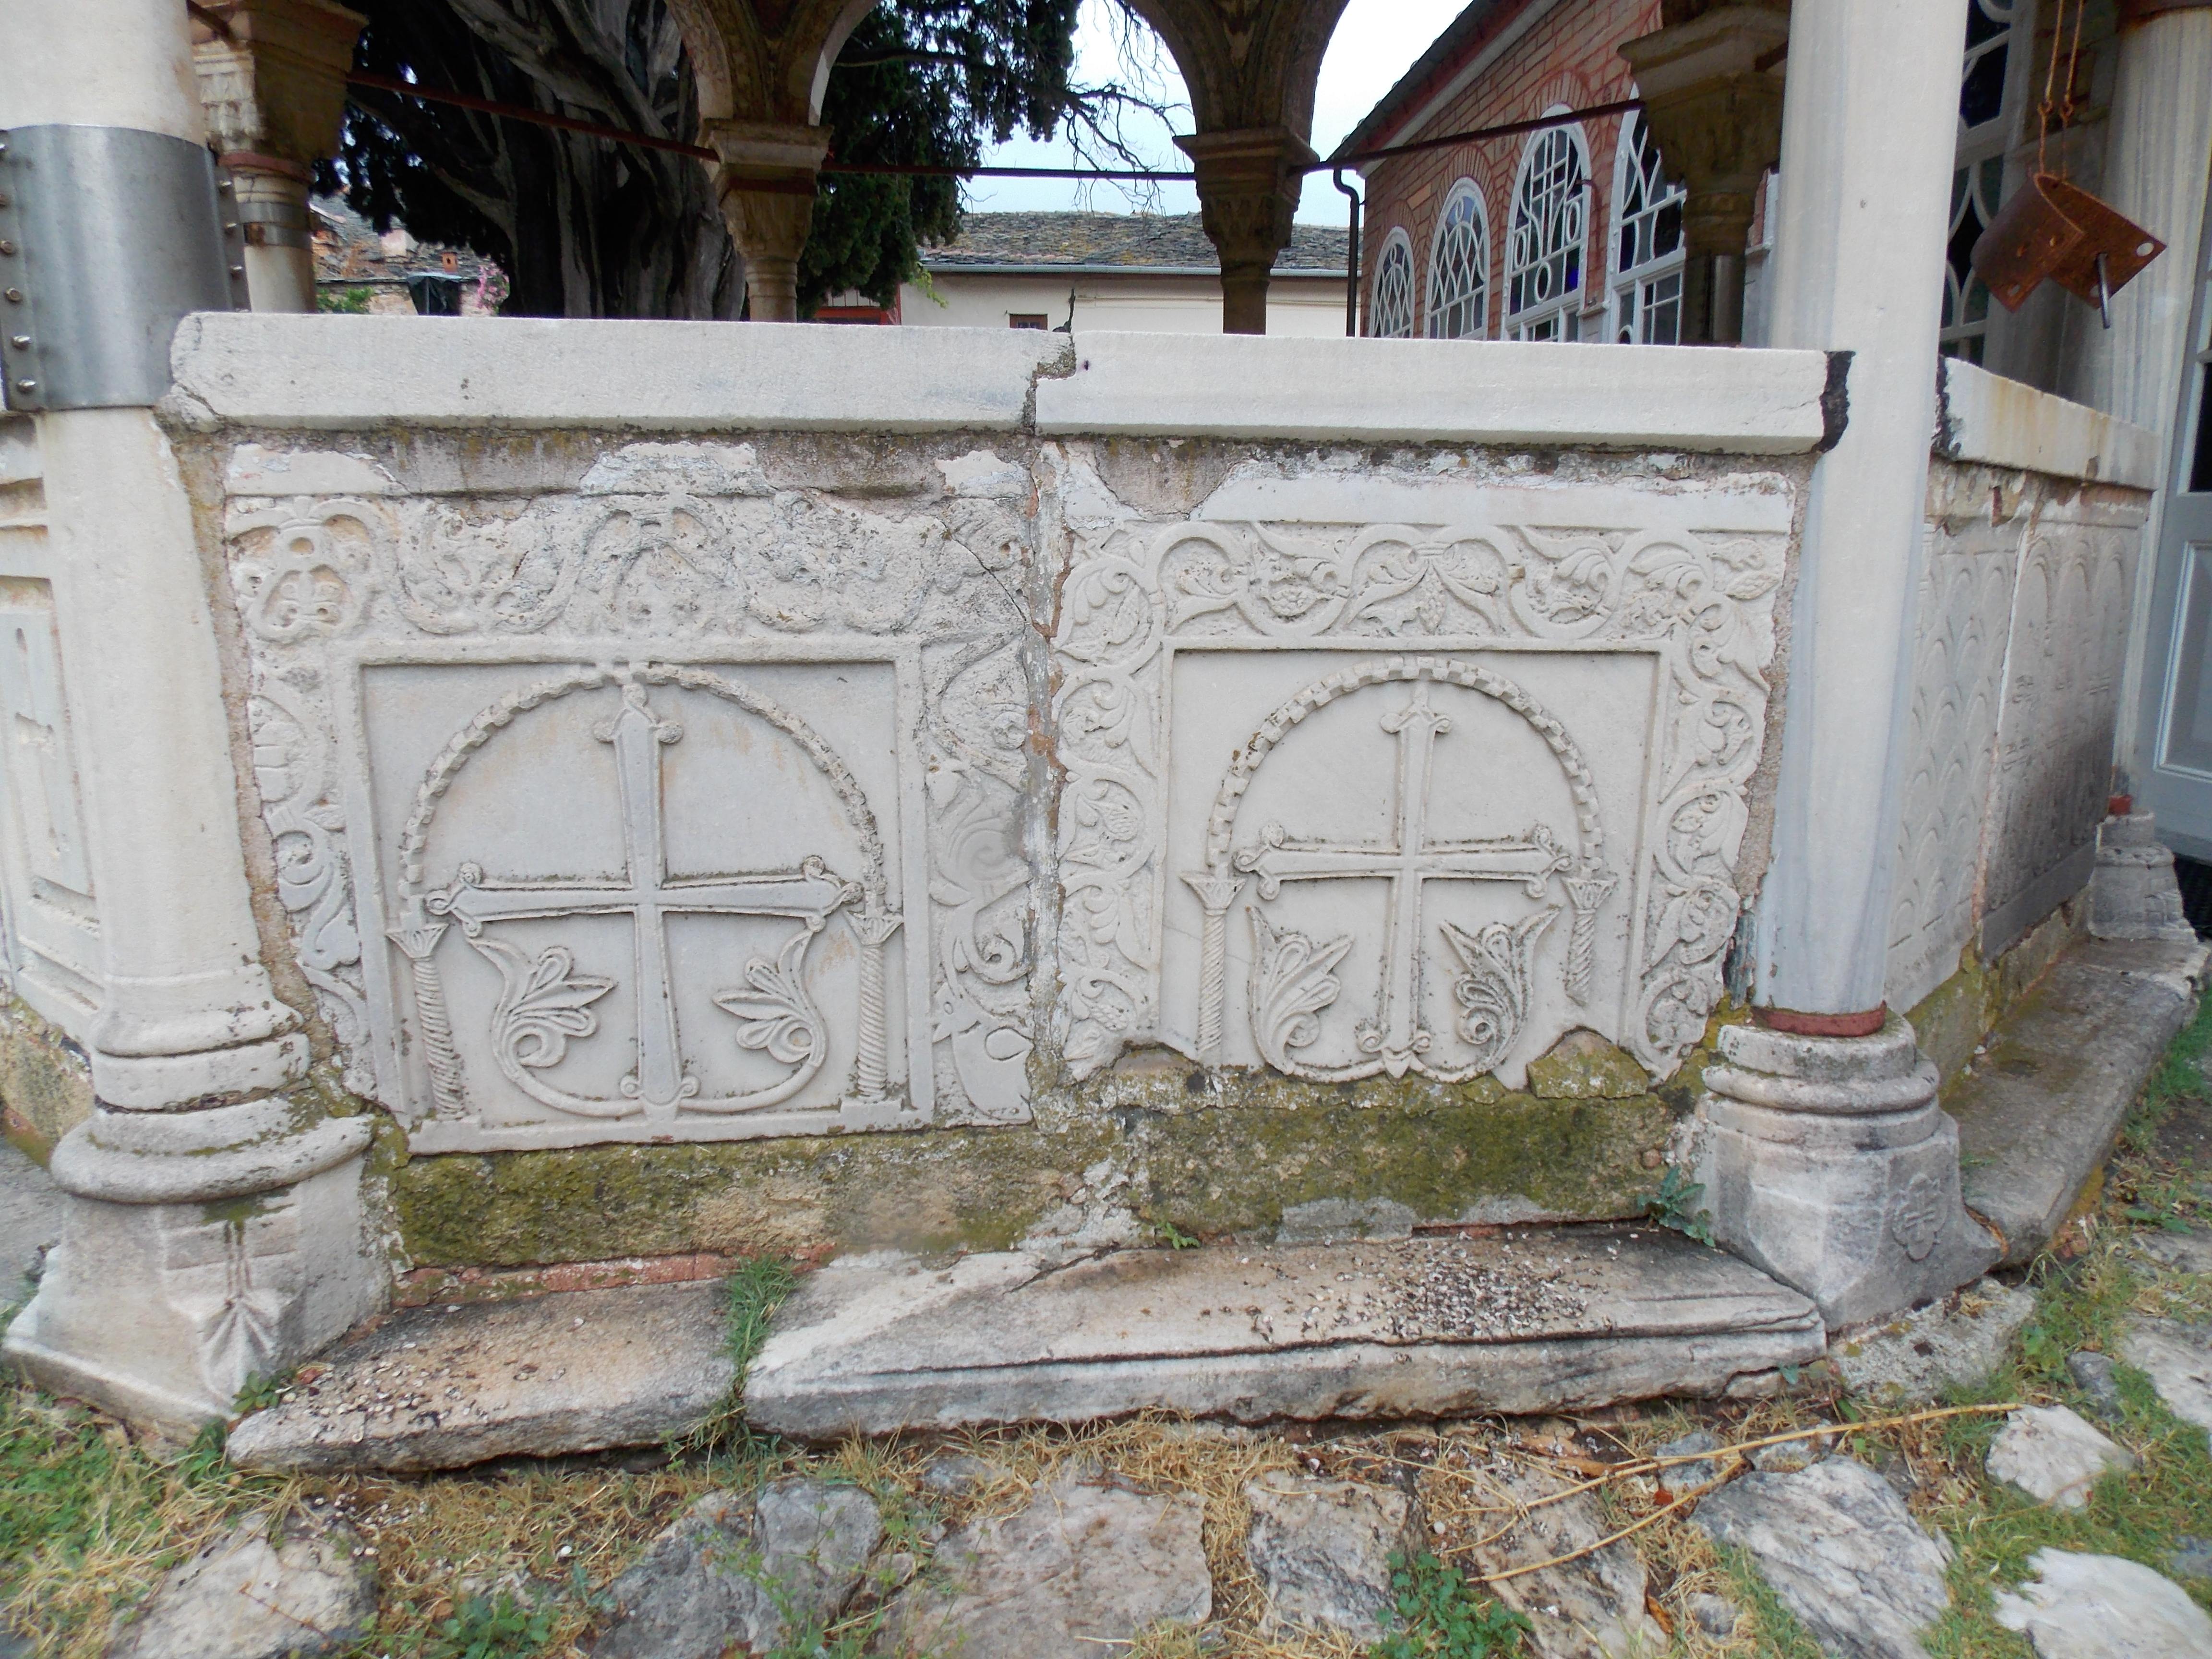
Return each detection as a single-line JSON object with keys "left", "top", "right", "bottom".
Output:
{"left": 1644, "top": 1164, "right": 1717, "bottom": 1247}
{"left": 678, "top": 1255, "right": 799, "bottom": 1457}
{"left": 1370, "top": 1551, "right": 1527, "bottom": 1659}
{"left": 1154, "top": 1217, "right": 1199, "bottom": 1250}
{"left": 317, "top": 285, "right": 375, "bottom": 313}
{"left": 231, "top": 1368, "right": 295, "bottom": 1418}
{"left": 410, "top": 1590, "right": 558, "bottom": 1659}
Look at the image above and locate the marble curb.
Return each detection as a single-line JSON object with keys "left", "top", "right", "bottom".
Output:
{"left": 225, "top": 1280, "right": 733, "bottom": 1473}
{"left": 1950, "top": 937, "right": 2208, "bottom": 1266}
{"left": 744, "top": 1226, "right": 1823, "bottom": 1440}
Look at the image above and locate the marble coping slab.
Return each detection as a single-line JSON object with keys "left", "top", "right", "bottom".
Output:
{"left": 745, "top": 1226, "right": 1825, "bottom": 1439}
{"left": 162, "top": 313, "right": 1835, "bottom": 453}
{"left": 1938, "top": 357, "right": 2162, "bottom": 490}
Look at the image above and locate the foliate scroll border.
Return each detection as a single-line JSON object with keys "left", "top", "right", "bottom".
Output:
{"left": 1052, "top": 502, "right": 1785, "bottom": 1081}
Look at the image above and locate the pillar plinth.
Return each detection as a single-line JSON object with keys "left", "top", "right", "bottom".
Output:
{"left": 704, "top": 120, "right": 830, "bottom": 323}
{"left": 192, "top": 0, "right": 366, "bottom": 313}
{"left": 2089, "top": 811, "right": 2197, "bottom": 939}
{"left": 1618, "top": 4, "right": 1787, "bottom": 345}
{"left": 0, "top": 0, "right": 385, "bottom": 1432}
{"left": 1176, "top": 127, "right": 1313, "bottom": 336}
{"left": 1696, "top": 1018, "right": 1998, "bottom": 1328}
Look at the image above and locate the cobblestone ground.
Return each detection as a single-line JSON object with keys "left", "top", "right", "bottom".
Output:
{"left": 5, "top": 1000, "right": 2212, "bottom": 1659}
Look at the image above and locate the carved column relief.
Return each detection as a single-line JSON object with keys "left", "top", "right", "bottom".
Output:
{"left": 1050, "top": 450, "right": 1791, "bottom": 1085}
{"left": 222, "top": 440, "right": 1042, "bottom": 1148}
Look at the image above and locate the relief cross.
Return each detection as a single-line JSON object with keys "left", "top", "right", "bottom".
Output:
{"left": 1231, "top": 674, "right": 1570, "bottom": 1073}
{"left": 436, "top": 682, "right": 856, "bottom": 1112}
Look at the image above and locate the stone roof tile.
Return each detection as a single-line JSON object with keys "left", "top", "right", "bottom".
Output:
{"left": 920, "top": 211, "right": 1347, "bottom": 273}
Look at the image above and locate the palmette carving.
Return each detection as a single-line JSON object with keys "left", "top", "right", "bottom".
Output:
{"left": 1052, "top": 450, "right": 1784, "bottom": 1080}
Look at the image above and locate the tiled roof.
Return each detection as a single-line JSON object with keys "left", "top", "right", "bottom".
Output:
{"left": 919, "top": 212, "right": 1348, "bottom": 274}
{"left": 311, "top": 194, "right": 494, "bottom": 285}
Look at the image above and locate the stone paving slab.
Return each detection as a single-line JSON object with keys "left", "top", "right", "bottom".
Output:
{"left": 226, "top": 1281, "right": 733, "bottom": 1473}
{"left": 1951, "top": 937, "right": 2207, "bottom": 1267}
{"left": 0, "top": 1140, "right": 62, "bottom": 1310}
{"left": 745, "top": 1226, "right": 1823, "bottom": 1439}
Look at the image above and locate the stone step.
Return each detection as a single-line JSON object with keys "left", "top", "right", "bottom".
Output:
{"left": 225, "top": 1280, "right": 733, "bottom": 1473}
{"left": 1950, "top": 936, "right": 2208, "bottom": 1267}
{"left": 743, "top": 1225, "right": 1825, "bottom": 1440}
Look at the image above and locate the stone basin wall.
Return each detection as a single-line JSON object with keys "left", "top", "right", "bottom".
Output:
{"left": 0, "top": 322, "right": 2157, "bottom": 1275}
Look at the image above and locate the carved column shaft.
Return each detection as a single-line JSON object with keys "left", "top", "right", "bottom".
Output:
{"left": 192, "top": 0, "right": 367, "bottom": 313}
{"left": 0, "top": 0, "right": 380, "bottom": 1433}
{"left": 1618, "top": 5, "right": 1788, "bottom": 345}
{"left": 705, "top": 120, "right": 831, "bottom": 323}
{"left": 1177, "top": 128, "right": 1315, "bottom": 336}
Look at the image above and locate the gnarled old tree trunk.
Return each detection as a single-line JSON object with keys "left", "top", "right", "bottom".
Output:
{"left": 340, "top": 0, "right": 745, "bottom": 317}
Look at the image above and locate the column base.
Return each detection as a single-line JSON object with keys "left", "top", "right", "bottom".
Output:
{"left": 3, "top": 1098, "right": 382, "bottom": 1433}
{"left": 1695, "top": 1017, "right": 1998, "bottom": 1329}
{"left": 2090, "top": 811, "right": 2196, "bottom": 941}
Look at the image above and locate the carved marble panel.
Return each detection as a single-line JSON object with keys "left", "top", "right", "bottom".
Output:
{"left": 1983, "top": 494, "right": 2142, "bottom": 951}
{"left": 1885, "top": 508, "right": 2020, "bottom": 1012}
{"left": 224, "top": 440, "right": 1040, "bottom": 1150}
{"left": 1049, "top": 453, "right": 1793, "bottom": 1085}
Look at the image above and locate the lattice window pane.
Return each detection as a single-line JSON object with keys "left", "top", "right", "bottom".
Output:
{"left": 1610, "top": 112, "right": 1686, "bottom": 345}
{"left": 1370, "top": 236, "right": 1415, "bottom": 338}
{"left": 1426, "top": 184, "right": 1490, "bottom": 339}
{"left": 1507, "top": 127, "right": 1588, "bottom": 338}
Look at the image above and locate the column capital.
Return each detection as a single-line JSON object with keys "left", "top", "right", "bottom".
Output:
{"left": 700, "top": 120, "right": 829, "bottom": 323}
{"left": 191, "top": 0, "right": 366, "bottom": 167}
{"left": 1174, "top": 127, "right": 1315, "bottom": 336}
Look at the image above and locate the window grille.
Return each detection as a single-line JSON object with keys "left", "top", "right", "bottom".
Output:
{"left": 1943, "top": 0, "right": 2030, "bottom": 362}
{"left": 1507, "top": 123, "right": 1590, "bottom": 341}
{"left": 1425, "top": 182, "right": 1490, "bottom": 339}
{"left": 1370, "top": 230, "right": 1416, "bottom": 337}
{"left": 1610, "top": 112, "right": 1685, "bottom": 345}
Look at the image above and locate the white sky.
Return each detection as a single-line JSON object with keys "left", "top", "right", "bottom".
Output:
{"left": 961, "top": 0, "right": 1468, "bottom": 226}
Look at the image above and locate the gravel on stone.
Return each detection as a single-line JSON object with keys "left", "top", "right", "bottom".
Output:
{"left": 105, "top": 1512, "right": 375, "bottom": 1659}
{"left": 1829, "top": 1277, "right": 2037, "bottom": 1405}
{"left": 1245, "top": 1471, "right": 1418, "bottom": 1641}
{"left": 1993, "top": 1548, "right": 2212, "bottom": 1659}
{"left": 1692, "top": 1457, "right": 1952, "bottom": 1659}
{"left": 2117, "top": 1317, "right": 2212, "bottom": 1444}
{"left": 878, "top": 1469, "right": 1209, "bottom": 1659}
{"left": 588, "top": 1478, "right": 881, "bottom": 1659}
{"left": 1985, "top": 1406, "right": 2136, "bottom": 1510}
{"left": 225, "top": 1282, "right": 735, "bottom": 1472}
{"left": 1457, "top": 1460, "right": 1665, "bottom": 1659}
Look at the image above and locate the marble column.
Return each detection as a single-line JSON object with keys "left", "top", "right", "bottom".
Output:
{"left": 0, "top": 0, "right": 379, "bottom": 1430}
{"left": 192, "top": 0, "right": 366, "bottom": 313}
{"left": 2068, "top": 4, "right": 2212, "bottom": 775}
{"left": 705, "top": 120, "right": 831, "bottom": 323}
{"left": 1701, "top": 0, "right": 2000, "bottom": 1326}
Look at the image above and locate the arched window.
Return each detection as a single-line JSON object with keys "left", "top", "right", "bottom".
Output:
{"left": 1370, "top": 229, "right": 1416, "bottom": 338}
{"left": 1506, "top": 120, "right": 1590, "bottom": 341}
{"left": 1943, "top": 0, "right": 2024, "bottom": 362}
{"left": 1610, "top": 111, "right": 1685, "bottom": 343}
{"left": 1425, "top": 182, "right": 1490, "bottom": 339}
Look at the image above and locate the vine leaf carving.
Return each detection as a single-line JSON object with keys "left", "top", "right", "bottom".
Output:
{"left": 714, "top": 927, "right": 827, "bottom": 1068}
{"left": 1439, "top": 909, "right": 1559, "bottom": 1075}
{"left": 1248, "top": 913, "right": 1351, "bottom": 1072}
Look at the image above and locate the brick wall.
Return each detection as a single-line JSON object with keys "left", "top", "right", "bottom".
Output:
{"left": 1358, "top": 0, "right": 1662, "bottom": 339}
